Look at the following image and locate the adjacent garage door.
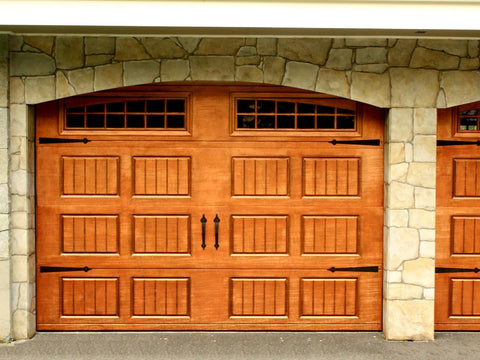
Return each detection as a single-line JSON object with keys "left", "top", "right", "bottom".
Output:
{"left": 36, "top": 84, "right": 384, "bottom": 331}
{"left": 437, "top": 102, "right": 480, "bottom": 330}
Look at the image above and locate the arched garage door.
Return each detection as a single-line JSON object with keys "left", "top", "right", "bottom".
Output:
{"left": 36, "top": 84, "right": 384, "bottom": 331}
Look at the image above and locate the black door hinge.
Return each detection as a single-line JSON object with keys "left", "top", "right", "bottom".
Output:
{"left": 327, "top": 266, "right": 379, "bottom": 273}
{"left": 39, "top": 137, "right": 90, "bottom": 144}
{"left": 435, "top": 267, "right": 480, "bottom": 273}
{"left": 40, "top": 266, "right": 92, "bottom": 273}
{"left": 437, "top": 140, "right": 480, "bottom": 146}
{"left": 329, "top": 139, "right": 380, "bottom": 146}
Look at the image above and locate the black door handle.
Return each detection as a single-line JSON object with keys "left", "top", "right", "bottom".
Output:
{"left": 201, "top": 214, "right": 207, "bottom": 250}
{"left": 214, "top": 214, "right": 220, "bottom": 250}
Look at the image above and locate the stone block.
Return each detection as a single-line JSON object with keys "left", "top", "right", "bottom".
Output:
{"left": 236, "top": 56, "right": 261, "bottom": 66}
{"left": 263, "top": 56, "right": 285, "bottom": 85}
{"left": 460, "top": 58, "right": 480, "bottom": 70}
{"left": 414, "top": 108, "right": 437, "bottom": 135}
{"left": 419, "top": 229, "right": 435, "bottom": 242}
{"left": 386, "top": 227, "right": 419, "bottom": 269}
{"left": 325, "top": 48, "right": 353, "bottom": 70}
{"left": 384, "top": 299, "right": 434, "bottom": 340}
{"left": 190, "top": 56, "right": 234, "bottom": 81}
{"left": 388, "top": 143, "right": 405, "bottom": 164}
{"left": 0, "top": 184, "right": 8, "bottom": 213}
{"left": 115, "top": 38, "right": 150, "bottom": 61}
{"left": 386, "top": 283, "right": 423, "bottom": 300}
{"left": 386, "top": 209, "right": 408, "bottom": 227}
{"left": 442, "top": 71, "right": 480, "bottom": 107}
{"left": 420, "top": 241, "right": 435, "bottom": 258}
{"left": 410, "top": 47, "right": 459, "bottom": 70}
{"left": 418, "top": 39, "right": 468, "bottom": 57}
{"left": 415, "top": 187, "right": 435, "bottom": 210}
{"left": 405, "top": 143, "right": 413, "bottom": 163}
{"left": 235, "top": 66, "right": 263, "bottom": 83}
{"left": 56, "top": 71, "right": 75, "bottom": 99}
{"left": 346, "top": 38, "right": 388, "bottom": 47}
{"left": 85, "top": 55, "right": 113, "bottom": 67}
{"left": 356, "top": 47, "right": 387, "bottom": 64}
{"left": 407, "top": 163, "right": 436, "bottom": 188}
{"left": 257, "top": 38, "right": 276, "bottom": 56}
{"left": 386, "top": 270, "right": 402, "bottom": 283}
{"left": 0, "top": 231, "right": 8, "bottom": 258}
{"left": 141, "top": 38, "right": 187, "bottom": 59}
{"left": 12, "top": 309, "right": 35, "bottom": 340}
{"left": 161, "top": 59, "right": 190, "bottom": 82}
{"left": 10, "top": 52, "right": 55, "bottom": 76}
{"left": 389, "top": 163, "right": 408, "bottom": 183}
{"left": 23, "top": 36, "right": 54, "bottom": 55}
{"left": 0, "top": 259, "right": 10, "bottom": 339}
{"left": 413, "top": 135, "right": 436, "bottom": 162}
{"left": 237, "top": 46, "right": 257, "bottom": 57}
{"left": 388, "top": 108, "right": 413, "bottom": 142}
{"left": 388, "top": 181, "right": 414, "bottom": 209}
{"left": 332, "top": 38, "right": 345, "bottom": 48}
{"left": 468, "top": 40, "right": 480, "bottom": 57}
{"left": 25, "top": 76, "right": 55, "bottom": 104}
{"left": 388, "top": 39, "right": 416, "bottom": 67}
{"left": 177, "top": 37, "right": 201, "bottom": 54}
{"left": 283, "top": 61, "right": 318, "bottom": 91}
{"left": 124, "top": 60, "right": 160, "bottom": 86}
{"left": 278, "top": 38, "right": 331, "bottom": 65}
{"left": 353, "top": 64, "right": 389, "bottom": 74}
{"left": 390, "top": 68, "right": 439, "bottom": 108}
{"left": 55, "top": 36, "right": 84, "bottom": 69}
{"left": 424, "top": 288, "right": 435, "bottom": 300}
{"left": 245, "top": 38, "right": 256, "bottom": 46}
{"left": 85, "top": 37, "right": 115, "bottom": 55}
{"left": 12, "top": 255, "right": 28, "bottom": 282}
{"left": 0, "top": 214, "right": 7, "bottom": 231}
{"left": 68, "top": 68, "right": 95, "bottom": 95}
{"left": 10, "top": 77, "right": 25, "bottom": 104}
{"left": 194, "top": 38, "right": 244, "bottom": 56}
{"left": 10, "top": 169, "right": 27, "bottom": 196}
{"left": 403, "top": 258, "right": 435, "bottom": 288}
{"left": 409, "top": 209, "right": 435, "bottom": 229}
{"left": 316, "top": 68, "right": 350, "bottom": 99}
{"left": 94, "top": 63, "right": 123, "bottom": 91}
{"left": 351, "top": 71, "right": 390, "bottom": 108}
{"left": 11, "top": 228, "right": 28, "bottom": 255}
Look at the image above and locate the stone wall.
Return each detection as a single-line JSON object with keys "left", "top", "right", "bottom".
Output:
{"left": 3, "top": 35, "right": 480, "bottom": 341}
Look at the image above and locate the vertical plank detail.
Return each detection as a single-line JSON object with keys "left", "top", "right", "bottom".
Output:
{"left": 133, "top": 157, "right": 190, "bottom": 196}
{"left": 453, "top": 159, "right": 480, "bottom": 197}
{"left": 62, "top": 278, "right": 118, "bottom": 316}
{"left": 132, "top": 278, "right": 190, "bottom": 316}
{"left": 62, "top": 215, "right": 118, "bottom": 253}
{"left": 230, "top": 278, "right": 287, "bottom": 317}
{"left": 450, "top": 279, "right": 480, "bottom": 316}
{"left": 231, "top": 216, "right": 288, "bottom": 254}
{"left": 452, "top": 216, "right": 480, "bottom": 254}
{"left": 303, "top": 158, "right": 359, "bottom": 196}
{"left": 232, "top": 157, "right": 289, "bottom": 196}
{"left": 301, "top": 278, "right": 357, "bottom": 317}
{"left": 63, "top": 156, "right": 119, "bottom": 195}
{"left": 133, "top": 215, "right": 190, "bottom": 254}
{"left": 302, "top": 216, "right": 358, "bottom": 254}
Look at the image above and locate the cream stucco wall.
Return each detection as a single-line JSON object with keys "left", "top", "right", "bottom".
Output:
{"left": 2, "top": 35, "right": 480, "bottom": 341}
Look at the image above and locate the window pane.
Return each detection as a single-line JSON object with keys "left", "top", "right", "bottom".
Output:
{"left": 86, "top": 114, "right": 104, "bottom": 128}
{"left": 166, "top": 99, "right": 185, "bottom": 113}
{"left": 237, "top": 100, "right": 255, "bottom": 113}
{"left": 277, "top": 101, "right": 295, "bottom": 113}
{"left": 106, "top": 102, "right": 125, "bottom": 112}
{"left": 166, "top": 115, "right": 185, "bottom": 128}
{"left": 126, "top": 115, "right": 144, "bottom": 128}
{"left": 317, "top": 116, "right": 335, "bottom": 129}
{"left": 146, "top": 100, "right": 165, "bottom": 113}
{"left": 337, "top": 116, "right": 355, "bottom": 129}
{"left": 126, "top": 101, "right": 144, "bottom": 113}
{"left": 460, "top": 117, "right": 478, "bottom": 131}
{"left": 337, "top": 108, "right": 355, "bottom": 115}
{"left": 257, "top": 115, "right": 275, "bottom": 128}
{"left": 237, "top": 115, "right": 255, "bottom": 128}
{"left": 66, "top": 114, "right": 84, "bottom": 128}
{"left": 277, "top": 115, "right": 295, "bottom": 128}
{"left": 317, "top": 105, "right": 335, "bottom": 114}
{"left": 460, "top": 109, "right": 479, "bottom": 116}
{"left": 297, "top": 116, "right": 315, "bottom": 129}
{"left": 146, "top": 115, "right": 165, "bottom": 128}
{"left": 257, "top": 100, "right": 275, "bottom": 113}
{"left": 106, "top": 115, "right": 125, "bottom": 128}
{"left": 86, "top": 104, "right": 104, "bottom": 113}
{"left": 298, "top": 103, "right": 315, "bottom": 113}
{"left": 67, "top": 106, "right": 84, "bottom": 113}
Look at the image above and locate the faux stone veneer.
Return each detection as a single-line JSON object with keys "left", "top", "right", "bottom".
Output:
{"left": 2, "top": 35, "right": 480, "bottom": 341}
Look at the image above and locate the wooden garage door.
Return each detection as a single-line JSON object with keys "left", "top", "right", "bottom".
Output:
{"left": 36, "top": 85, "right": 384, "bottom": 331}
{"left": 437, "top": 102, "right": 480, "bottom": 330}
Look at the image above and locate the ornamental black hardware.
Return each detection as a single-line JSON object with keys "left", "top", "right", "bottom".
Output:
{"left": 437, "top": 140, "right": 480, "bottom": 146}
{"left": 40, "top": 266, "right": 92, "bottom": 273}
{"left": 200, "top": 214, "right": 207, "bottom": 250}
{"left": 214, "top": 214, "right": 220, "bottom": 250}
{"left": 329, "top": 139, "right": 380, "bottom": 146}
{"left": 327, "top": 266, "right": 379, "bottom": 273}
{"left": 435, "top": 267, "right": 480, "bottom": 273}
{"left": 39, "top": 137, "right": 90, "bottom": 144}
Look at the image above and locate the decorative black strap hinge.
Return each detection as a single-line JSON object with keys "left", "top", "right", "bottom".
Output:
{"left": 329, "top": 139, "right": 380, "bottom": 146}
{"left": 437, "top": 140, "right": 480, "bottom": 146}
{"left": 435, "top": 267, "right": 480, "bottom": 273}
{"left": 39, "top": 137, "right": 90, "bottom": 144}
{"left": 40, "top": 266, "right": 92, "bottom": 273}
{"left": 327, "top": 266, "right": 379, "bottom": 273}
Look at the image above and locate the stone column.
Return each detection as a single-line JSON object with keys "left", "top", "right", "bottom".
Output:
{"left": 384, "top": 108, "right": 436, "bottom": 340}
{"left": 0, "top": 34, "right": 11, "bottom": 341}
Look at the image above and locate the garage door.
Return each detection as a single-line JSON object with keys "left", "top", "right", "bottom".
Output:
{"left": 36, "top": 85, "right": 384, "bottom": 331}
{"left": 437, "top": 102, "right": 480, "bottom": 330}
